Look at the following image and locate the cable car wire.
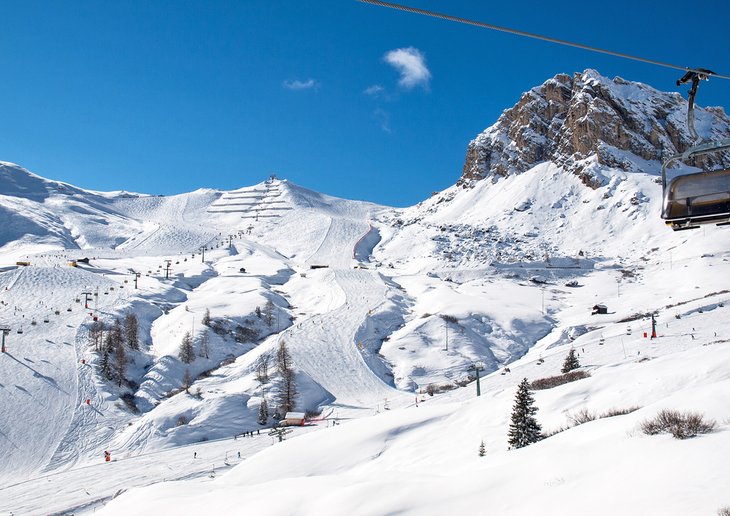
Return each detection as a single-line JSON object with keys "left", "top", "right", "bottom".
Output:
{"left": 356, "top": 0, "right": 730, "bottom": 80}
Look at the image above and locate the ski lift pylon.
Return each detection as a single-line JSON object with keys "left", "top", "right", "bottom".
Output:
{"left": 662, "top": 70, "right": 730, "bottom": 230}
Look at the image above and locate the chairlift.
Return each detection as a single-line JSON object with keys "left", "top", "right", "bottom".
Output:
{"left": 662, "top": 70, "right": 730, "bottom": 230}
{"left": 43, "top": 316, "right": 50, "bottom": 323}
{"left": 17, "top": 327, "right": 23, "bottom": 334}
{"left": 31, "top": 319, "right": 37, "bottom": 326}
{"left": 67, "top": 307, "right": 72, "bottom": 312}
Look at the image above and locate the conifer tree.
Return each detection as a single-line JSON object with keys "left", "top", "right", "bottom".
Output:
{"left": 263, "top": 300, "right": 275, "bottom": 327}
{"left": 179, "top": 331, "right": 195, "bottom": 364}
{"left": 202, "top": 308, "right": 211, "bottom": 327}
{"left": 258, "top": 397, "right": 269, "bottom": 425}
{"left": 479, "top": 440, "right": 486, "bottom": 457}
{"left": 114, "top": 339, "right": 126, "bottom": 387}
{"left": 111, "top": 318, "right": 124, "bottom": 349}
{"left": 100, "top": 344, "right": 112, "bottom": 379}
{"left": 561, "top": 348, "right": 580, "bottom": 374}
{"left": 508, "top": 378, "right": 542, "bottom": 449}
{"left": 123, "top": 312, "right": 139, "bottom": 351}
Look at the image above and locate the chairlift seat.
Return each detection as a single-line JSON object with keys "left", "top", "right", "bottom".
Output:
{"left": 662, "top": 168, "right": 730, "bottom": 229}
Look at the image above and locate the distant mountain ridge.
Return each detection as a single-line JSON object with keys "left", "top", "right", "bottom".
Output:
{"left": 458, "top": 69, "right": 730, "bottom": 189}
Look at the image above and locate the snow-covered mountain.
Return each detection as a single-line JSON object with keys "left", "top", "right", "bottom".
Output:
{"left": 459, "top": 69, "right": 730, "bottom": 187}
{"left": 1, "top": 70, "right": 729, "bottom": 515}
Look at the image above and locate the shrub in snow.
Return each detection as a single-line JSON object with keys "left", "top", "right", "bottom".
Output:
{"left": 640, "top": 409, "right": 715, "bottom": 439}
{"left": 120, "top": 392, "right": 138, "bottom": 413}
{"left": 546, "top": 406, "right": 641, "bottom": 437}
{"left": 508, "top": 378, "right": 542, "bottom": 449}
{"left": 530, "top": 370, "right": 590, "bottom": 390}
{"left": 717, "top": 507, "right": 730, "bottom": 516}
{"left": 601, "top": 406, "right": 640, "bottom": 418}
{"left": 234, "top": 324, "right": 259, "bottom": 343}
{"left": 561, "top": 348, "right": 580, "bottom": 374}
{"left": 568, "top": 408, "right": 596, "bottom": 426}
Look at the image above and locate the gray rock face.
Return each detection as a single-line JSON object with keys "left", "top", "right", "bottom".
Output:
{"left": 458, "top": 70, "right": 730, "bottom": 189}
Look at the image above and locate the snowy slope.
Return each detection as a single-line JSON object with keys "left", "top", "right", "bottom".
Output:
{"left": 1, "top": 70, "right": 729, "bottom": 515}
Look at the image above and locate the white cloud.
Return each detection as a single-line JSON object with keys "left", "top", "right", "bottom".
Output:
{"left": 383, "top": 47, "right": 431, "bottom": 90}
{"left": 364, "top": 84, "right": 385, "bottom": 96}
{"left": 373, "top": 108, "right": 391, "bottom": 133}
{"left": 282, "top": 79, "right": 319, "bottom": 91}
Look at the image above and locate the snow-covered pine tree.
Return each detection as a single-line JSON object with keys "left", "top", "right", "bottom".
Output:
{"left": 202, "top": 308, "right": 211, "bottom": 327}
{"left": 258, "top": 397, "right": 269, "bottom": 425}
{"left": 114, "top": 339, "right": 126, "bottom": 387}
{"left": 507, "top": 378, "right": 542, "bottom": 449}
{"left": 111, "top": 318, "right": 124, "bottom": 349}
{"left": 123, "top": 312, "right": 139, "bottom": 351}
{"left": 179, "top": 331, "right": 195, "bottom": 364}
{"left": 561, "top": 348, "right": 580, "bottom": 374}
{"left": 100, "top": 344, "right": 112, "bottom": 379}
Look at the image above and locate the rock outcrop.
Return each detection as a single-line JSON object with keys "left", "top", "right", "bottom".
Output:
{"left": 458, "top": 70, "right": 730, "bottom": 189}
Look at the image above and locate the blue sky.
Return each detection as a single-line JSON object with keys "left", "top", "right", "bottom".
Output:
{"left": 1, "top": 0, "right": 729, "bottom": 206}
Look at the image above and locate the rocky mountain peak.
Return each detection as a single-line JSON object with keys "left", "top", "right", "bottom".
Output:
{"left": 458, "top": 69, "right": 730, "bottom": 189}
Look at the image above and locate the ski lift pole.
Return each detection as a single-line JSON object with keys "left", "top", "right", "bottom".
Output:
{"left": 469, "top": 362, "right": 484, "bottom": 396}
{"left": 1, "top": 327, "right": 10, "bottom": 353}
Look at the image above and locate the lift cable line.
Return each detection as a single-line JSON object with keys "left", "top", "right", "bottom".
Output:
{"left": 358, "top": 0, "right": 730, "bottom": 231}
{"left": 356, "top": 0, "right": 730, "bottom": 80}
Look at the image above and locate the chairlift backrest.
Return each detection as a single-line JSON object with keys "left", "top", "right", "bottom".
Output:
{"left": 661, "top": 73, "right": 730, "bottom": 230}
